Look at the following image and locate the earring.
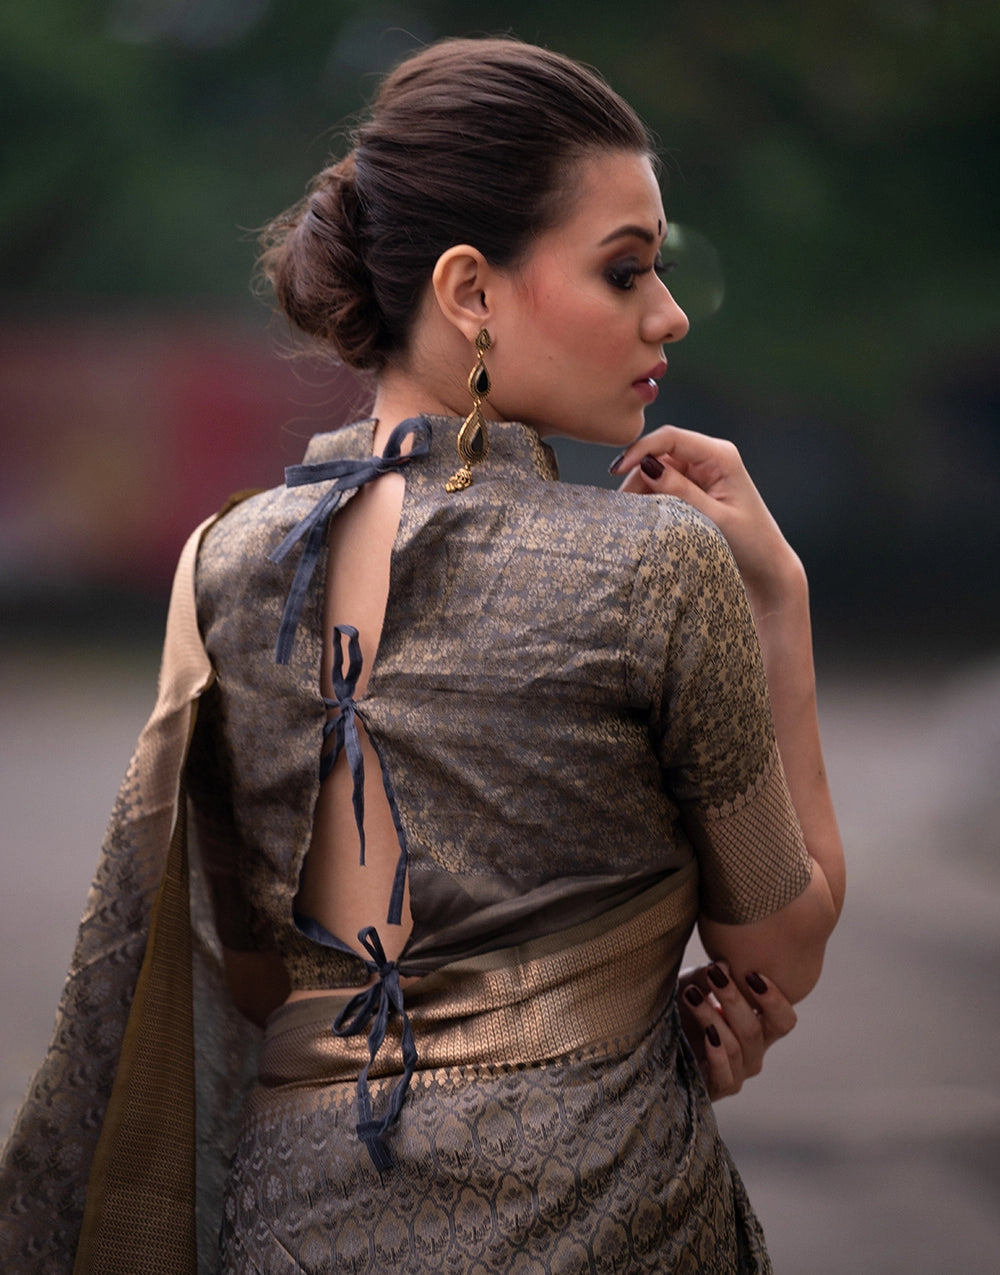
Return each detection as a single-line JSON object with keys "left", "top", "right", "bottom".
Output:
{"left": 446, "top": 328, "right": 492, "bottom": 492}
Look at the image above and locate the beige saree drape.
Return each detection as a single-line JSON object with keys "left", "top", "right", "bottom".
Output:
{"left": 1, "top": 511, "right": 259, "bottom": 1274}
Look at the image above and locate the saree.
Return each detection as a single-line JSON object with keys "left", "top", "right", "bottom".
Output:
{"left": 2, "top": 415, "right": 808, "bottom": 1271}
{"left": 218, "top": 867, "right": 771, "bottom": 1274}
{"left": 0, "top": 511, "right": 260, "bottom": 1274}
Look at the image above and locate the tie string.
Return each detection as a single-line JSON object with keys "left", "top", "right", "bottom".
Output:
{"left": 268, "top": 418, "right": 431, "bottom": 664}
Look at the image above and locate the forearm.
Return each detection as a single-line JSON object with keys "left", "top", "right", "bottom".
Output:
{"left": 744, "top": 551, "right": 846, "bottom": 919}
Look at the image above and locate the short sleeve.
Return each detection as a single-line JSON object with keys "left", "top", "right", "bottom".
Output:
{"left": 635, "top": 498, "right": 812, "bottom": 924}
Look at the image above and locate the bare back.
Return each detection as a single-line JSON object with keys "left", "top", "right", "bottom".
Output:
{"left": 291, "top": 461, "right": 413, "bottom": 990}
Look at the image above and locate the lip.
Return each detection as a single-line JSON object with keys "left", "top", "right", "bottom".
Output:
{"left": 642, "top": 359, "right": 669, "bottom": 382}
{"left": 631, "top": 359, "right": 668, "bottom": 404}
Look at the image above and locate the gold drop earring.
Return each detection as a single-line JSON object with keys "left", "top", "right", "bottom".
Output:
{"left": 446, "top": 328, "right": 492, "bottom": 492}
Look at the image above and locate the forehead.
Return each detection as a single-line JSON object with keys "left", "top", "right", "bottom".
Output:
{"left": 559, "top": 151, "right": 665, "bottom": 244}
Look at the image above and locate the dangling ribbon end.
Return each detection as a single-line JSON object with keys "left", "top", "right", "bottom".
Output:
{"left": 358, "top": 1122, "right": 394, "bottom": 1173}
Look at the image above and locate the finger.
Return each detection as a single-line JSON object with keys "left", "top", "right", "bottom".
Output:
{"left": 680, "top": 981, "right": 745, "bottom": 1093}
{"left": 618, "top": 451, "right": 716, "bottom": 515}
{"left": 703, "top": 962, "right": 766, "bottom": 1077}
{"left": 612, "top": 424, "right": 736, "bottom": 482}
{"left": 608, "top": 424, "right": 685, "bottom": 477}
{"left": 677, "top": 992, "right": 707, "bottom": 1067}
{"left": 611, "top": 424, "right": 712, "bottom": 472}
{"left": 743, "top": 971, "right": 798, "bottom": 1048}
{"left": 701, "top": 1019, "right": 740, "bottom": 1100}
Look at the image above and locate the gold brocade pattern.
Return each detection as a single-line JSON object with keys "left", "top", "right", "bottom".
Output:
{"left": 220, "top": 868, "right": 770, "bottom": 1273}
{"left": 0, "top": 415, "right": 811, "bottom": 1273}
{"left": 222, "top": 1014, "right": 770, "bottom": 1275}
{"left": 191, "top": 416, "right": 811, "bottom": 991}
{"left": 262, "top": 865, "right": 697, "bottom": 1085}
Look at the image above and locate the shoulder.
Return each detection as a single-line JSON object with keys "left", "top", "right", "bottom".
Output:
{"left": 624, "top": 492, "right": 748, "bottom": 698}
{"left": 193, "top": 476, "right": 320, "bottom": 643}
{"left": 196, "top": 484, "right": 287, "bottom": 588}
{"left": 533, "top": 482, "right": 731, "bottom": 573}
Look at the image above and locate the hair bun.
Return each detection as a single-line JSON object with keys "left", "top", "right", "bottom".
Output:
{"left": 259, "top": 39, "right": 651, "bottom": 372}
{"left": 259, "top": 152, "right": 384, "bottom": 371}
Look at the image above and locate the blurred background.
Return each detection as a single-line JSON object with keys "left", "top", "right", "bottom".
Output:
{"left": 2, "top": 1, "right": 998, "bottom": 1270}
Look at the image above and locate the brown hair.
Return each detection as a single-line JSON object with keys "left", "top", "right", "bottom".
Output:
{"left": 258, "top": 38, "right": 653, "bottom": 372}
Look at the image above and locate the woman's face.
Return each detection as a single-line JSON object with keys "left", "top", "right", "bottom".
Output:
{"left": 488, "top": 150, "right": 689, "bottom": 447}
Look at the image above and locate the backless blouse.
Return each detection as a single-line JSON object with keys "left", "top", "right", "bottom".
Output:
{"left": 189, "top": 414, "right": 811, "bottom": 991}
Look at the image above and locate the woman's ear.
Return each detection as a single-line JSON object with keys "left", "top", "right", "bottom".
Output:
{"left": 431, "top": 245, "right": 498, "bottom": 341}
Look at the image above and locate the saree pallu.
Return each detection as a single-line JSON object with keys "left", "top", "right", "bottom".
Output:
{"left": 219, "top": 867, "right": 771, "bottom": 1274}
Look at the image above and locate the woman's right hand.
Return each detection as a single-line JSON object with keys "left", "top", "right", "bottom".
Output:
{"left": 611, "top": 424, "right": 802, "bottom": 612}
{"left": 677, "top": 961, "right": 797, "bottom": 1099}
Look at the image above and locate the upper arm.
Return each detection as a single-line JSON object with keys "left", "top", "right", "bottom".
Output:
{"left": 222, "top": 946, "right": 291, "bottom": 1027}
{"left": 643, "top": 505, "right": 827, "bottom": 985}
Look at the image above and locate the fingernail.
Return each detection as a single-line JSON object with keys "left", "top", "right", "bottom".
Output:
{"left": 640, "top": 453, "right": 664, "bottom": 479}
{"left": 608, "top": 450, "right": 627, "bottom": 475}
{"left": 746, "top": 972, "right": 768, "bottom": 995}
{"left": 707, "top": 964, "right": 729, "bottom": 990}
{"left": 684, "top": 985, "right": 704, "bottom": 1008}
{"left": 705, "top": 1024, "right": 722, "bottom": 1049}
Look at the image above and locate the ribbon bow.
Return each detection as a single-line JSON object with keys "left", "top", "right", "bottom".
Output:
{"left": 332, "top": 926, "right": 418, "bottom": 1172}
{"left": 320, "top": 624, "right": 366, "bottom": 860}
{"left": 269, "top": 417, "right": 431, "bottom": 664}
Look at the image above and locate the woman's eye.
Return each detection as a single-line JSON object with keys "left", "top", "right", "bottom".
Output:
{"left": 604, "top": 265, "right": 637, "bottom": 291}
{"left": 606, "top": 255, "right": 676, "bottom": 291}
{"left": 606, "top": 262, "right": 639, "bottom": 291}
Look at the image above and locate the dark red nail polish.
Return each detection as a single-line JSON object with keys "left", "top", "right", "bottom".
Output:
{"left": 707, "top": 964, "right": 729, "bottom": 990}
{"left": 684, "top": 985, "right": 704, "bottom": 1008}
{"left": 608, "top": 450, "right": 626, "bottom": 475}
{"left": 746, "top": 972, "right": 767, "bottom": 995}
{"left": 706, "top": 1024, "right": 722, "bottom": 1048}
{"left": 640, "top": 453, "right": 664, "bottom": 479}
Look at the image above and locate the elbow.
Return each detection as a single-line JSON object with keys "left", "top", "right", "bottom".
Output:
{"left": 761, "top": 875, "right": 839, "bottom": 1003}
{"left": 766, "top": 930, "right": 830, "bottom": 1004}
{"left": 698, "top": 868, "right": 841, "bottom": 1005}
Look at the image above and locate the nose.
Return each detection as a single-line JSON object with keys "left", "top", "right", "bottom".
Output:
{"left": 646, "top": 284, "right": 689, "bottom": 345}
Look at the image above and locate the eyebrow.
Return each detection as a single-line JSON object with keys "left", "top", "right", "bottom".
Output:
{"left": 598, "top": 223, "right": 663, "bottom": 247}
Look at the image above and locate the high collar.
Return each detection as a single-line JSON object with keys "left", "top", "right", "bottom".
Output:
{"left": 300, "top": 414, "right": 560, "bottom": 486}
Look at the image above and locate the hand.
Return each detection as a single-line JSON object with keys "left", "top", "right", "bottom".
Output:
{"left": 676, "top": 961, "right": 797, "bottom": 1100}
{"left": 612, "top": 425, "right": 801, "bottom": 611}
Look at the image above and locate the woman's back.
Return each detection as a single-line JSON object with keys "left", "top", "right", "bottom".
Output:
{"left": 196, "top": 414, "right": 803, "bottom": 1272}
{"left": 295, "top": 434, "right": 413, "bottom": 973}
{"left": 192, "top": 416, "right": 811, "bottom": 992}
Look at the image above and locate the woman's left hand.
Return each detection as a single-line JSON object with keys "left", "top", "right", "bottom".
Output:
{"left": 611, "top": 424, "right": 800, "bottom": 616}
{"left": 676, "top": 962, "right": 797, "bottom": 1099}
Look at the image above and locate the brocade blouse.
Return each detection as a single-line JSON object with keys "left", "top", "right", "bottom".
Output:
{"left": 189, "top": 414, "right": 811, "bottom": 991}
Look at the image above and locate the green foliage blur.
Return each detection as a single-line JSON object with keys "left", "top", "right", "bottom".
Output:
{"left": 3, "top": 0, "right": 998, "bottom": 649}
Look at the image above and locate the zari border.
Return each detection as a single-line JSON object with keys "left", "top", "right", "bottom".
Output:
{"left": 73, "top": 516, "right": 220, "bottom": 1275}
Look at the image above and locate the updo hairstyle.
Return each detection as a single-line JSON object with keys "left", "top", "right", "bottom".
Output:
{"left": 258, "top": 38, "right": 652, "bottom": 372}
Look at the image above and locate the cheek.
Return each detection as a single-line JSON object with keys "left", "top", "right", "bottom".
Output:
{"left": 539, "top": 296, "right": 621, "bottom": 367}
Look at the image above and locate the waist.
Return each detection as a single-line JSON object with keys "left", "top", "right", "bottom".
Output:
{"left": 259, "top": 860, "right": 698, "bottom": 1087}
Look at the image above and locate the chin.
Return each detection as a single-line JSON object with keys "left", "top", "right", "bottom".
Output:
{"left": 606, "top": 414, "right": 647, "bottom": 448}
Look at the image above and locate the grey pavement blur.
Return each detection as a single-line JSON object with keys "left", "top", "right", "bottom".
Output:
{"left": 2, "top": 642, "right": 999, "bottom": 1272}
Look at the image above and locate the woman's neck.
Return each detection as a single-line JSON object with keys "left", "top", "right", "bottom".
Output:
{"left": 369, "top": 366, "right": 460, "bottom": 453}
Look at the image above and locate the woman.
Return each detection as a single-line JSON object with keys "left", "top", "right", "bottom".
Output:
{"left": 1, "top": 37, "right": 844, "bottom": 1274}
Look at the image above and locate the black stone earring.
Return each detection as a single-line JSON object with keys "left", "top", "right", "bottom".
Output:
{"left": 446, "top": 328, "right": 492, "bottom": 492}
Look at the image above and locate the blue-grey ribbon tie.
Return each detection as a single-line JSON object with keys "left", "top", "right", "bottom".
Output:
{"left": 268, "top": 417, "right": 431, "bottom": 663}
{"left": 331, "top": 925, "right": 418, "bottom": 1172}
{"left": 321, "top": 624, "right": 366, "bottom": 861}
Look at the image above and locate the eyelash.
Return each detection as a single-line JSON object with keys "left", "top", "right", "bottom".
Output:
{"left": 606, "top": 256, "right": 678, "bottom": 292}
